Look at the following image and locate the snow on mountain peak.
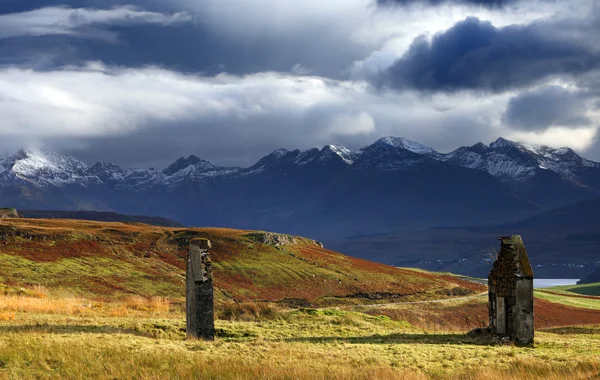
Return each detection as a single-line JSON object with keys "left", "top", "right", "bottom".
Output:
{"left": 322, "top": 145, "right": 356, "bottom": 164}
{"left": 0, "top": 148, "right": 89, "bottom": 186}
{"left": 375, "top": 136, "right": 440, "bottom": 157}
{"left": 490, "top": 137, "right": 519, "bottom": 149}
{"left": 272, "top": 149, "right": 289, "bottom": 158}
{"left": 1, "top": 137, "right": 598, "bottom": 190}
{"left": 163, "top": 155, "right": 216, "bottom": 176}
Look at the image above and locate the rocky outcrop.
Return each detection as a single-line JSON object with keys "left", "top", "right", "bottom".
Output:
{"left": 0, "top": 208, "right": 21, "bottom": 219}
{"left": 244, "top": 232, "right": 323, "bottom": 248}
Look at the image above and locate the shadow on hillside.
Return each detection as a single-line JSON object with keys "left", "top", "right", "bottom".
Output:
{"left": 0, "top": 324, "right": 149, "bottom": 337}
{"left": 283, "top": 333, "right": 496, "bottom": 346}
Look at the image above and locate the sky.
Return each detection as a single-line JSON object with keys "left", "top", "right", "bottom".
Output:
{"left": 0, "top": 0, "right": 599, "bottom": 168}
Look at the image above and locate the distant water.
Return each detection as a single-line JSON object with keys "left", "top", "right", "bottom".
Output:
{"left": 534, "top": 279, "right": 579, "bottom": 289}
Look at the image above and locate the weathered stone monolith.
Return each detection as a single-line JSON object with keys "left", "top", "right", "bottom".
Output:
{"left": 186, "top": 238, "right": 214, "bottom": 340}
{"left": 488, "top": 235, "right": 534, "bottom": 346}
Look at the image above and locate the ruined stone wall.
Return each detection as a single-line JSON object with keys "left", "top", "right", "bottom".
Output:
{"left": 488, "top": 245, "right": 518, "bottom": 297}
{"left": 488, "top": 235, "right": 534, "bottom": 346}
{"left": 514, "top": 278, "right": 534, "bottom": 346}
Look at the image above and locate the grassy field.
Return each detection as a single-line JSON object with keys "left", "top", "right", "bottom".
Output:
{"left": 535, "top": 282, "right": 600, "bottom": 311}
{"left": 549, "top": 282, "right": 600, "bottom": 296}
{"left": 2, "top": 218, "right": 600, "bottom": 378}
{"left": 535, "top": 290, "right": 600, "bottom": 310}
{"left": 1, "top": 289, "right": 600, "bottom": 379}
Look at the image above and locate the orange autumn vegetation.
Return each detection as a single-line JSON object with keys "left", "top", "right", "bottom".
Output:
{"left": 0, "top": 218, "right": 485, "bottom": 305}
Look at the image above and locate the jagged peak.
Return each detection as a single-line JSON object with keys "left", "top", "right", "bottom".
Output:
{"left": 490, "top": 137, "right": 520, "bottom": 149}
{"left": 369, "top": 136, "right": 440, "bottom": 158}
{"left": 321, "top": 144, "right": 356, "bottom": 165}
{"left": 163, "top": 154, "right": 215, "bottom": 176}
{"left": 375, "top": 136, "right": 412, "bottom": 148}
{"left": 271, "top": 148, "right": 289, "bottom": 158}
{"left": 90, "top": 161, "right": 122, "bottom": 170}
{"left": 3, "top": 148, "right": 87, "bottom": 172}
{"left": 471, "top": 142, "right": 489, "bottom": 150}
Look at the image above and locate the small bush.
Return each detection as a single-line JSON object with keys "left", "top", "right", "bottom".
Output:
{"left": 31, "top": 285, "right": 49, "bottom": 299}
{"left": 121, "top": 295, "right": 171, "bottom": 313}
{"left": 216, "top": 301, "right": 281, "bottom": 321}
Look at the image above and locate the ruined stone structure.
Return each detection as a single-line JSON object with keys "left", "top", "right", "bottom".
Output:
{"left": 186, "top": 238, "right": 215, "bottom": 340}
{"left": 488, "top": 235, "right": 534, "bottom": 346}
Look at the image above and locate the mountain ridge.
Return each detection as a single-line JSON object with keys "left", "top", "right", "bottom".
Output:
{"left": 2, "top": 137, "right": 597, "bottom": 187}
{"left": 1, "top": 136, "right": 598, "bottom": 241}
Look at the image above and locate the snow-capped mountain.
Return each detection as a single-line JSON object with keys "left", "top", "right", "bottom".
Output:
{"left": 4, "top": 137, "right": 595, "bottom": 189}
{"left": 372, "top": 136, "right": 444, "bottom": 159}
{"left": 353, "top": 136, "right": 442, "bottom": 171}
{"left": 248, "top": 145, "right": 356, "bottom": 172}
{"left": 442, "top": 137, "right": 600, "bottom": 182}
{"left": 0, "top": 137, "right": 598, "bottom": 239}
{"left": 0, "top": 149, "right": 92, "bottom": 187}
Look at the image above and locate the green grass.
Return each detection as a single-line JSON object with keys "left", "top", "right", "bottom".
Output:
{"left": 0, "top": 218, "right": 484, "bottom": 305}
{"left": 534, "top": 290, "right": 600, "bottom": 310}
{"left": 549, "top": 282, "right": 600, "bottom": 296}
{"left": 1, "top": 301, "right": 600, "bottom": 379}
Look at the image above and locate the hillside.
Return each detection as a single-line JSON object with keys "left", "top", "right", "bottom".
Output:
{"left": 3, "top": 218, "right": 600, "bottom": 379}
{"left": 0, "top": 218, "right": 483, "bottom": 305}
{"left": 18, "top": 209, "right": 182, "bottom": 227}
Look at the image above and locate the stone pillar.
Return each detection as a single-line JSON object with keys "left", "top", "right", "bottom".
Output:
{"left": 186, "top": 238, "right": 214, "bottom": 340}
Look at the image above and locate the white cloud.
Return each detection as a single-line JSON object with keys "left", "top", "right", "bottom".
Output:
{"left": 0, "top": 6, "right": 191, "bottom": 40}
{"left": 0, "top": 63, "right": 598, "bottom": 167}
{"left": 506, "top": 127, "right": 598, "bottom": 151}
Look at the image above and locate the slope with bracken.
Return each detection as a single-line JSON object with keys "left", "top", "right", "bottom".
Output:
{"left": 0, "top": 218, "right": 483, "bottom": 305}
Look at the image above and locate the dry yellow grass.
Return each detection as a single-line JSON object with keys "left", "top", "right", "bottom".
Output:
{"left": 0, "top": 311, "right": 15, "bottom": 321}
{"left": 0, "top": 290, "right": 599, "bottom": 379}
{"left": 0, "top": 290, "right": 174, "bottom": 318}
{"left": 122, "top": 295, "right": 171, "bottom": 312}
{"left": 30, "top": 285, "right": 49, "bottom": 299}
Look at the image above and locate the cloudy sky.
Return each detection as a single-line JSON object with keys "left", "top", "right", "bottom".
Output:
{"left": 0, "top": 0, "right": 599, "bottom": 168}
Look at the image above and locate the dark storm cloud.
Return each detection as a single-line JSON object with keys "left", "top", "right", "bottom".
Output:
{"left": 0, "top": 0, "right": 141, "bottom": 14}
{"left": 379, "top": 17, "right": 600, "bottom": 92}
{"left": 0, "top": 1, "right": 371, "bottom": 77}
{"left": 503, "top": 86, "right": 591, "bottom": 131}
{"left": 80, "top": 24, "right": 368, "bottom": 78}
{"left": 377, "top": 0, "right": 517, "bottom": 7}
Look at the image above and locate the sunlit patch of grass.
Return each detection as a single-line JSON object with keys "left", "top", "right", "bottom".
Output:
{"left": 535, "top": 290, "right": 600, "bottom": 310}
{"left": 0, "top": 291, "right": 176, "bottom": 318}
{"left": 549, "top": 282, "right": 600, "bottom": 296}
{"left": 1, "top": 293, "right": 600, "bottom": 379}
{"left": 30, "top": 285, "right": 49, "bottom": 299}
{"left": 0, "top": 311, "right": 15, "bottom": 321}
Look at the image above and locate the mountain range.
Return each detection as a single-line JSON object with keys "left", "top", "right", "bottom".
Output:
{"left": 2, "top": 137, "right": 599, "bottom": 236}
{"left": 1, "top": 136, "right": 600, "bottom": 277}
